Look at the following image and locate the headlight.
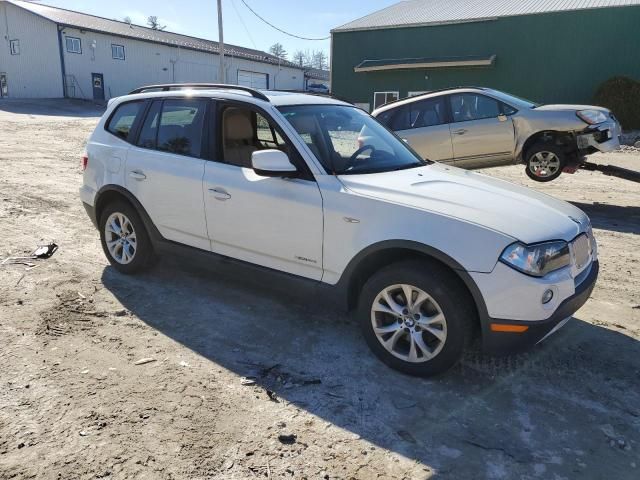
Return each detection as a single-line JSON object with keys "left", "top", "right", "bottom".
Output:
{"left": 500, "top": 241, "right": 570, "bottom": 277}
{"left": 577, "top": 109, "right": 608, "bottom": 125}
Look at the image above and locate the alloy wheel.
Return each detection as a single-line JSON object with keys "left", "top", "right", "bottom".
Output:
{"left": 104, "top": 212, "right": 137, "bottom": 265}
{"left": 529, "top": 151, "right": 561, "bottom": 178}
{"left": 370, "top": 284, "right": 447, "bottom": 363}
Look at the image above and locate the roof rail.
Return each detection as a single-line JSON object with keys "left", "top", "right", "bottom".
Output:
{"left": 128, "top": 83, "right": 270, "bottom": 101}
{"left": 273, "top": 89, "right": 353, "bottom": 104}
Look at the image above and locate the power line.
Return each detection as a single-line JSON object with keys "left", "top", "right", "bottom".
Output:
{"left": 231, "top": 0, "right": 257, "bottom": 49}
{"left": 239, "top": 0, "right": 330, "bottom": 41}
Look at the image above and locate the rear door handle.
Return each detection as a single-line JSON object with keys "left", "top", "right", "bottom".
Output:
{"left": 129, "top": 170, "right": 146, "bottom": 180}
{"left": 452, "top": 129, "right": 467, "bottom": 135}
{"left": 209, "top": 187, "right": 231, "bottom": 201}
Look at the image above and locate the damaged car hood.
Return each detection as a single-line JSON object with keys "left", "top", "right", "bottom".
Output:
{"left": 338, "top": 163, "right": 588, "bottom": 244}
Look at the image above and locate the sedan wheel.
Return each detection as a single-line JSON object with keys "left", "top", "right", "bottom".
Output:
{"left": 371, "top": 284, "right": 447, "bottom": 363}
{"left": 525, "top": 144, "right": 566, "bottom": 182}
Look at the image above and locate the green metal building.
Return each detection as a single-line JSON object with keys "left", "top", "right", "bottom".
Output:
{"left": 330, "top": 0, "right": 640, "bottom": 111}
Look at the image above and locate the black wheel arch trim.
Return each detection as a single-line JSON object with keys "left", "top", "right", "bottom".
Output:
{"left": 94, "top": 184, "right": 163, "bottom": 243}
{"left": 336, "top": 239, "right": 490, "bottom": 324}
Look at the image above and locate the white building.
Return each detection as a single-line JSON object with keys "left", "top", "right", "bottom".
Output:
{"left": 0, "top": 0, "right": 305, "bottom": 100}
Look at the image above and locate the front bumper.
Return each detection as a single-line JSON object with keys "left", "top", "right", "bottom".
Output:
{"left": 481, "top": 260, "right": 599, "bottom": 354}
{"left": 577, "top": 119, "right": 621, "bottom": 153}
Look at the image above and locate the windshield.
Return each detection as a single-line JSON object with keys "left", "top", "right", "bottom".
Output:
{"left": 488, "top": 89, "right": 540, "bottom": 109}
{"left": 278, "top": 105, "right": 427, "bottom": 175}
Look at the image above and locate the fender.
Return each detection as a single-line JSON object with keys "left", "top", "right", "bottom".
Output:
{"left": 94, "top": 184, "right": 164, "bottom": 244}
{"left": 336, "top": 239, "right": 490, "bottom": 325}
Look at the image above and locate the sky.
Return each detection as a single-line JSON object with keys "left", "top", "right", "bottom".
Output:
{"left": 39, "top": 0, "right": 399, "bottom": 61}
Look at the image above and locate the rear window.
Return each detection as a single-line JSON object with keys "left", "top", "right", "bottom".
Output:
{"left": 106, "top": 101, "right": 143, "bottom": 142}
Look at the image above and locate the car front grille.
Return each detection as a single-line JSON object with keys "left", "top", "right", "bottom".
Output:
{"left": 571, "top": 233, "right": 591, "bottom": 272}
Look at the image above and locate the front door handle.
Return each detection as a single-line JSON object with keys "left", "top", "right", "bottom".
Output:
{"left": 452, "top": 129, "right": 468, "bottom": 135}
{"left": 209, "top": 187, "right": 231, "bottom": 201}
{"left": 129, "top": 170, "right": 146, "bottom": 180}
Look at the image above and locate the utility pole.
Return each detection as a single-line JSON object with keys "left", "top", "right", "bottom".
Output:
{"left": 217, "top": 0, "right": 225, "bottom": 84}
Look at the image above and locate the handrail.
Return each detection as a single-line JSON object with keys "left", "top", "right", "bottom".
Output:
{"left": 128, "top": 83, "right": 270, "bottom": 101}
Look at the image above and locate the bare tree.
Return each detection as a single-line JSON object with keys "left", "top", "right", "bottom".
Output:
{"left": 147, "top": 16, "right": 166, "bottom": 31}
{"left": 292, "top": 50, "right": 306, "bottom": 67}
{"left": 269, "top": 43, "right": 288, "bottom": 61}
{"left": 312, "top": 50, "right": 328, "bottom": 70}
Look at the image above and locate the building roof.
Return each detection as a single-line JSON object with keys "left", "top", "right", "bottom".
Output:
{"left": 333, "top": 0, "right": 640, "bottom": 32}
{"left": 8, "top": 0, "right": 300, "bottom": 69}
{"left": 304, "top": 68, "right": 330, "bottom": 81}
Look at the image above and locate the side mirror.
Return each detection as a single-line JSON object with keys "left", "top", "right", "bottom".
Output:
{"left": 498, "top": 113, "right": 508, "bottom": 122}
{"left": 252, "top": 149, "right": 298, "bottom": 178}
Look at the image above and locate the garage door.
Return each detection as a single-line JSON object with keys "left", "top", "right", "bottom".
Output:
{"left": 237, "top": 70, "right": 268, "bottom": 90}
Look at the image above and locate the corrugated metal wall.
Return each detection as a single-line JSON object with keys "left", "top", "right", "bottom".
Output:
{"left": 0, "top": 1, "right": 62, "bottom": 98}
{"left": 332, "top": 6, "right": 640, "bottom": 109}
{"left": 60, "top": 27, "right": 304, "bottom": 101}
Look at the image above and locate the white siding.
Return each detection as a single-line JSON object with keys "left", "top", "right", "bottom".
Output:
{"left": 0, "top": 1, "right": 62, "bottom": 98}
{"left": 60, "top": 27, "right": 304, "bottom": 100}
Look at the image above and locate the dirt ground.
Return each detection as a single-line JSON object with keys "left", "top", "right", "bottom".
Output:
{"left": 0, "top": 99, "right": 638, "bottom": 480}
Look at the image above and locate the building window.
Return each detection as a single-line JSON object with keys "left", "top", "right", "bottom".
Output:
{"left": 111, "top": 44, "right": 125, "bottom": 60}
{"left": 9, "top": 39, "right": 20, "bottom": 55}
{"left": 373, "top": 91, "right": 399, "bottom": 110}
{"left": 65, "top": 36, "right": 82, "bottom": 54}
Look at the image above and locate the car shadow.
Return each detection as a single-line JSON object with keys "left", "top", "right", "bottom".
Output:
{"left": 572, "top": 201, "right": 640, "bottom": 235}
{"left": 0, "top": 98, "right": 104, "bottom": 118}
{"left": 101, "top": 255, "right": 640, "bottom": 479}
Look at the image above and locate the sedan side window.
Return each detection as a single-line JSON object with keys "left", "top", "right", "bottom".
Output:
{"left": 450, "top": 93, "right": 501, "bottom": 122}
{"left": 411, "top": 97, "right": 446, "bottom": 128}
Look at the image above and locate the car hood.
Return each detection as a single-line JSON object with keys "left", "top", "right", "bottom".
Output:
{"left": 338, "top": 163, "right": 589, "bottom": 244}
{"left": 534, "top": 104, "right": 609, "bottom": 113}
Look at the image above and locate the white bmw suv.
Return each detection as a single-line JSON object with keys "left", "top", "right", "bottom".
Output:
{"left": 80, "top": 84, "right": 598, "bottom": 377}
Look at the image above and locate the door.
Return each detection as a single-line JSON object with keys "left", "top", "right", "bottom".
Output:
{"left": 448, "top": 93, "right": 515, "bottom": 168}
{"left": 391, "top": 96, "right": 453, "bottom": 162}
{"left": 203, "top": 104, "right": 324, "bottom": 279}
{"left": 126, "top": 98, "right": 210, "bottom": 250}
{"left": 0, "top": 74, "right": 7, "bottom": 98}
{"left": 92, "top": 73, "right": 105, "bottom": 101}
{"left": 237, "top": 70, "right": 268, "bottom": 89}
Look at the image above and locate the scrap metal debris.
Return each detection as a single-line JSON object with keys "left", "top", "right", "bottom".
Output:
{"left": 1, "top": 242, "right": 58, "bottom": 268}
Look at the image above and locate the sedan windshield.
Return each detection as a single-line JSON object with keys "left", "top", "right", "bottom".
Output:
{"left": 278, "top": 105, "right": 427, "bottom": 175}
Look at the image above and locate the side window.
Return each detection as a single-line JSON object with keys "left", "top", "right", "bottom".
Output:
{"left": 411, "top": 97, "right": 446, "bottom": 128}
{"left": 389, "top": 105, "right": 411, "bottom": 131}
{"left": 221, "top": 106, "right": 293, "bottom": 169}
{"left": 501, "top": 102, "right": 518, "bottom": 116}
{"left": 106, "top": 101, "right": 143, "bottom": 142}
{"left": 450, "top": 93, "right": 501, "bottom": 122}
{"left": 156, "top": 99, "right": 207, "bottom": 157}
{"left": 137, "top": 101, "right": 162, "bottom": 149}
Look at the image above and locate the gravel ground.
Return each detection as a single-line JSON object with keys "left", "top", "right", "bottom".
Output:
{"left": 0, "top": 99, "right": 639, "bottom": 480}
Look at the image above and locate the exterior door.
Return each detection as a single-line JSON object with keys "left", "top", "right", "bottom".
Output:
{"left": 125, "top": 98, "right": 210, "bottom": 250}
{"left": 384, "top": 97, "right": 453, "bottom": 162}
{"left": 237, "top": 70, "right": 268, "bottom": 89}
{"left": 449, "top": 93, "right": 515, "bottom": 168}
{"left": 92, "top": 73, "right": 105, "bottom": 101}
{"left": 0, "top": 74, "right": 7, "bottom": 97}
{"left": 203, "top": 104, "right": 324, "bottom": 279}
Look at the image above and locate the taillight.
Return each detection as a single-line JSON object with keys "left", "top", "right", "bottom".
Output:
{"left": 81, "top": 155, "right": 88, "bottom": 171}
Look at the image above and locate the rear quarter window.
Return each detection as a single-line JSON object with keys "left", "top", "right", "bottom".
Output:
{"left": 106, "top": 101, "right": 144, "bottom": 142}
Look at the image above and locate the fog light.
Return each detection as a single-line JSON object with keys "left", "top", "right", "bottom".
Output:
{"left": 542, "top": 289, "right": 554, "bottom": 304}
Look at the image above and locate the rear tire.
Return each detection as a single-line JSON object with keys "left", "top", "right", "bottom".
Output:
{"left": 525, "top": 143, "right": 566, "bottom": 182}
{"left": 99, "top": 201, "right": 155, "bottom": 274}
{"left": 356, "top": 260, "right": 475, "bottom": 377}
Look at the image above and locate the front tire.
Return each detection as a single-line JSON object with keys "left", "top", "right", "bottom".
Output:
{"left": 99, "top": 201, "right": 155, "bottom": 274}
{"left": 357, "top": 260, "right": 475, "bottom": 377}
{"left": 525, "top": 144, "right": 566, "bottom": 182}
